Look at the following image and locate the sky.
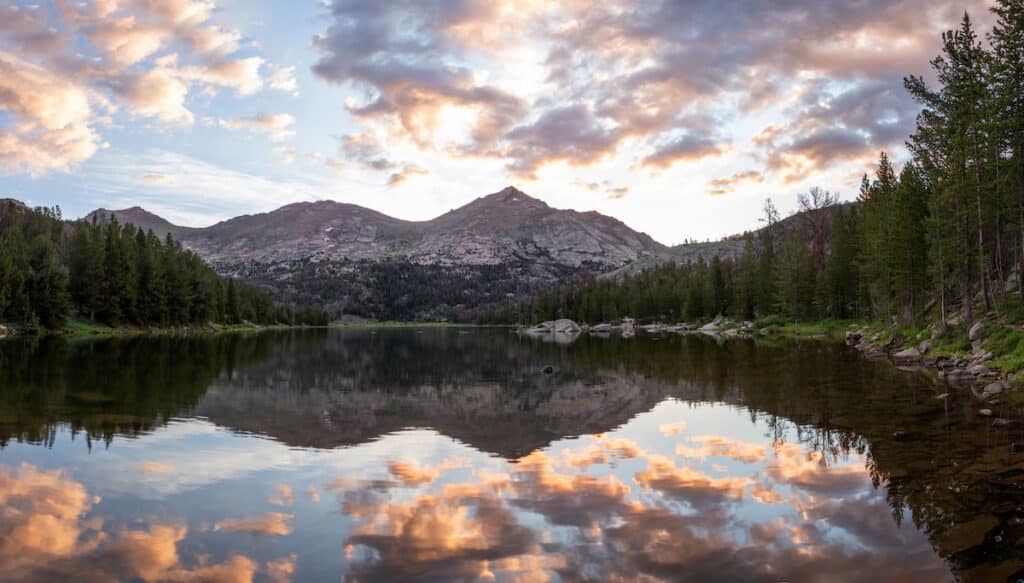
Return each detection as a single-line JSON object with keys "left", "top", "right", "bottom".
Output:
{"left": 0, "top": 0, "right": 995, "bottom": 245}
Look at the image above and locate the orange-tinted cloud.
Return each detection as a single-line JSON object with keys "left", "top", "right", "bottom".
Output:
{"left": 640, "top": 134, "right": 729, "bottom": 170}
{"left": 675, "top": 435, "right": 767, "bottom": 464}
{"left": 0, "top": 0, "right": 293, "bottom": 175}
{"left": 326, "top": 432, "right": 946, "bottom": 582}
{"left": 387, "top": 461, "right": 440, "bottom": 486}
{"left": 217, "top": 513, "right": 294, "bottom": 536}
{"left": 136, "top": 461, "right": 175, "bottom": 473}
{"left": 312, "top": 0, "right": 989, "bottom": 180}
{"left": 707, "top": 171, "right": 765, "bottom": 196}
{"left": 266, "top": 553, "right": 298, "bottom": 583}
{"left": 221, "top": 113, "right": 296, "bottom": 142}
{"left": 658, "top": 422, "right": 687, "bottom": 436}
{"left": 268, "top": 484, "right": 295, "bottom": 507}
{"left": 0, "top": 462, "right": 261, "bottom": 582}
{"left": 141, "top": 173, "right": 173, "bottom": 185}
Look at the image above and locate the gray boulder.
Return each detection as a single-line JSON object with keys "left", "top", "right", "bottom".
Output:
{"left": 969, "top": 321, "right": 986, "bottom": 342}
{"left": 893, "top": 347, "right": 922, "bottom": 363}
{"left": 984, "top": 381, "right": 1010, "bottom": 397}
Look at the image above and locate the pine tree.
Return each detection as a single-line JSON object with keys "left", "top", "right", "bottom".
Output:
{"left": 891, "top": 163, "right": 930, "bottom": 325}
{"left": 27, "top": 235, "right": 69, "bottom": 330}
{"left": 226, "top": 278, "right": 242, "bottom": 324}
{"left": 990, "top": 0, "right": 1024, "bottom": 302}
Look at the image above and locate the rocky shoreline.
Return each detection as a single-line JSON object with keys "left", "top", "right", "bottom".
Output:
{"left": 844, "top": 323, "right": 1016, "bottom": 409}
{"left": 523, "top": 316, "right": 1019, "bottom": 411}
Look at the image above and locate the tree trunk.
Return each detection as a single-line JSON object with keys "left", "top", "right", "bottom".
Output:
{"left": 971, "top": 117, "right": 992, "bottom": 313}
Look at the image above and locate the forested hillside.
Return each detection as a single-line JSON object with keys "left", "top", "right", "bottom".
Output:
{"left": 0, "top": 201, "right": 329, "bottom": 332}
{"left": 491, "top": 5, "right": 1024, "bottom": 329}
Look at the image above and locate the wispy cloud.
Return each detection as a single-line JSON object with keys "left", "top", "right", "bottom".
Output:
{"left": 82, "top": 149, "right": 324, "bottom": 226}
{"left": 221, "top": 112, "right": 296, "bottom": 142}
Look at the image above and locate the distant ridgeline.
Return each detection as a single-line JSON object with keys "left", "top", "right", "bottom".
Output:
{"left": 0, "top": 200, "right": 329, "bottom": 332}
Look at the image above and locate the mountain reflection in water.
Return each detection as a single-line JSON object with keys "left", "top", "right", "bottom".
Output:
{"left": 0, "top": 328, "right": 1022, "bottom": 581}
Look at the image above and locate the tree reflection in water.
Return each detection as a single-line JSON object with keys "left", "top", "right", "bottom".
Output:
{"left": 0, "top": 328, "right": 1021, "bottom": 580}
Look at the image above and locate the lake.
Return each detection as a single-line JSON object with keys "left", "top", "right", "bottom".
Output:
{"left": 0, "top": 328, "right": 1021, "bottom": 582}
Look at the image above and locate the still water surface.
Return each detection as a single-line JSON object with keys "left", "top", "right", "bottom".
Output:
{"left": 1, "top": 328, "right": 1023, "bottom": 582}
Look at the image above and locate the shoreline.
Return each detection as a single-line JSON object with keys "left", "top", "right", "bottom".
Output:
{"left": 676, "top": 318, "right": 1022, "bottom": 407}
{"left": 0, "top": 321, "right": 332, "bottom": 341}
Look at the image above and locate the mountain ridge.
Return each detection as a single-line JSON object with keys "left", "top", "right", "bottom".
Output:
{"left": 78, "top": 188, "right": 850, "bottom": 320}
{"left": 83, "top": 186, "right": 672, "bottom": 319}
{"left": 86, "top": 186, "right": 671, "bottom": 265}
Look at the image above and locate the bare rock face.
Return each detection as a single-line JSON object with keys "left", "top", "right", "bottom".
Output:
{"left": 84, "top": 186, "right": 669, "bottom": 318}
{"left": 95, "top": 187, "right": 665, "bottom": 270}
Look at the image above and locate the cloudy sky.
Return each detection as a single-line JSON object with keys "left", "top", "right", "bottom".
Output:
{"left": 0, "top": 0, "right": 993, "bottom": 244}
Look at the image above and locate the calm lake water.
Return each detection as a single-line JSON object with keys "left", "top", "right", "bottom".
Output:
{"left": 1, "top": 328, "right": 1023, "bottom": 582}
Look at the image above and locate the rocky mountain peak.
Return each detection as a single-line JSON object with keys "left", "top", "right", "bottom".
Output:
{"left": 483, "top": 186, "right": 547, "bottom": 207}
{"left": 82, "top": 186, "right": 672, "bottom": 318}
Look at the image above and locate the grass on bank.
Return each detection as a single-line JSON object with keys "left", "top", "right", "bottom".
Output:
{"left": 328, "top": 321, "right": 473, "bottom": 329}
{"left": 57, "top": 318, "right": 312, "bottom": 339}
{"left": 755, "top": 317, "right": 862, "bottom": 339}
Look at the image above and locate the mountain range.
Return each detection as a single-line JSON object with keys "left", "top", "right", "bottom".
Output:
{"left": 86, "top": 186, "right": 679, "bottom": 320}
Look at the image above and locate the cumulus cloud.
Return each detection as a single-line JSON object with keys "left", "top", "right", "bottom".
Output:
{"left": 266, "top": 553, "right": 298, "bottom": 583}
{"left": 641, "top": 133, "right": 728, "bottom": 169}
{"left": 312, "top": 0, "right": 989, "bottom": 182}
{"left": 323, "top": 132, "right": 427, "bottom": 187}
{"left": 328, "top": 431, "right": 945, "bottom": 582}
{"left": 0, "top": 51, "right": 104, "bottom": 175}
{"left": 0, "top": 0, "right": 293, "bottom": 175}
{"left": 267, "top": 64, "right": 299, "bottom": 95}
{"left": 312, "top": 0, "right": 526, "bottom": 154}
{"left": 0, "top": 462, "right": 260, "bottom": 582}
{"left": 217, "top": 512, "right": 294, "bottom": 536}
{"left": 268, "top": 484, "right": 294, "bottom": 507}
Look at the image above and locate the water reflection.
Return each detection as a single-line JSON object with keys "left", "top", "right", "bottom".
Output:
{"left": 0, "top": 329, "right": 1022, "bottom": 580}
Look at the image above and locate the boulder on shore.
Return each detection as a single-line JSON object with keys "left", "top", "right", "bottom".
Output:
{"left": 893, "top": 347, "right": 922, "bottom": 363}
{"left": 981, "top": 381, "right": 1010, "bottom": 400}
{"left": 525, "top": 319, "right": 582, "bottom": 338}
{"left": 700, "top": 316, "right": 724, "bottom": 332}
{"left": 969, "top": 321, "right": 986, "bottom": 342}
